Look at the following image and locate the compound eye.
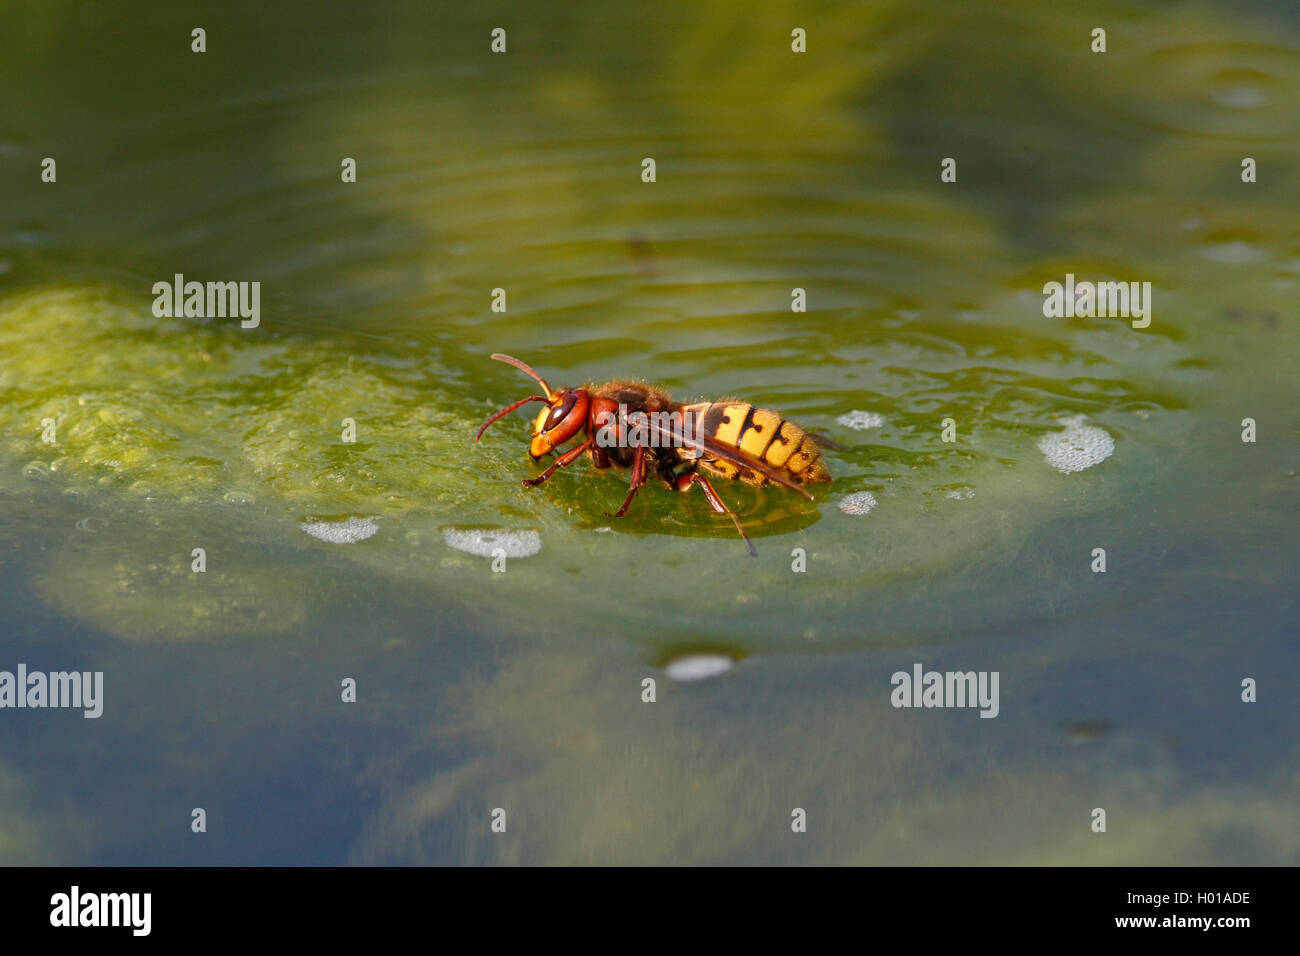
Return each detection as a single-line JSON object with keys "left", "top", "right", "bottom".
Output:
{"left": 544, "top": 393, "right": 577, "bottom": 431}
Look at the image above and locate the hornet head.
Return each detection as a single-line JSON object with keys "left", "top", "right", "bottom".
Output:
{"left": 475, "top": 353, "right": 591, "bottom": 458}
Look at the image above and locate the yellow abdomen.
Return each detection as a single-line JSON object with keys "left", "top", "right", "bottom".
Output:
{"left": 692, "top": 401, "right": 831, "bottom": 487}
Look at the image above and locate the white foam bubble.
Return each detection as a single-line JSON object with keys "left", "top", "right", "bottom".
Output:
{"left": 1037, "top": 416, "right": 1115, "bottom": 474}
{"left": 443, "top": 528, "right": 541, "bottom": 558}
{"left": 1202, "top": 240, "right": 1260, "bottom": 264}
{"left": 664, "top": 654, "right": 734, "bottom": 682}
{"left": 837, "top": 410, "right": 886, "bottom": 430}
{"left": 838, "top": 490, "right": 878, "bottom": 515}
{"left": 300, "top": 516, "right": 380, "bottom": 544}
{"left": 946, "top": 487, "right": 976, "bottom": 500}
{"left": 1210, "top": 81, "right": 1267, "bottom": 109}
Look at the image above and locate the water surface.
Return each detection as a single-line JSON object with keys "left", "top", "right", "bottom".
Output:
{"left": 0, "top": 0, "right": 1296, "bottom": 864}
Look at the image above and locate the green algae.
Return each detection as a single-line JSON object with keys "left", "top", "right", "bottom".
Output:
{"left": 0, "top": 0, "right": 1291, "bottom": 653}
{"left": 349, "top": 639, "right": 1300, "bottom": 865}
{"left": 0, "top": 286, "right": 475, "bottom": 509}
{"left": 35, "top": 550, "right": 311, "bottom": 644}
{"left": 0, "top": 760, "right": 66, "bottom": 864}
{"left": 1, "top": 278, "right": 1197, "bottom": 647}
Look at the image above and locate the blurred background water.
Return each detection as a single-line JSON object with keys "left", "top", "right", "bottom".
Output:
{"left": 0, "top": 0, "right": 1296, "bottom": 863}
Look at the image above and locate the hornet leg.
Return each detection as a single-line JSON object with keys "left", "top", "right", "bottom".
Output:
{"left": 523, "top": 439, "right": 593, "bottom": 487}
{"left": 677, "top": 472, "right": 757, "bottom": 557}
{"left": 605, "top": 443, "right": 648, "bottom": 518}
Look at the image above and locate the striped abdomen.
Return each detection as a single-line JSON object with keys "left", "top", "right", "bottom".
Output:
{"left": 682, "top": 401, "right": 831, "bottom": 487}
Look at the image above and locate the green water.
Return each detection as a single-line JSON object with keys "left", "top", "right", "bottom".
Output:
{"left": 0, "top": 0, "right": 1296, "bottom": 864}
